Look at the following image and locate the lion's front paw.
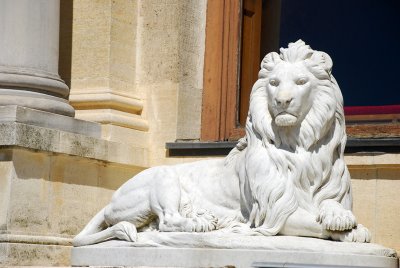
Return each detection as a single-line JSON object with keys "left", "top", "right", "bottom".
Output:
{"left": 317, "top": 201, "right": 356, "bottom": 231}
{"left": 330, "top": 224, "right": 371, "bottom": 243}
{"left": 111, "top": 221, "right": 137, "bottom": 242}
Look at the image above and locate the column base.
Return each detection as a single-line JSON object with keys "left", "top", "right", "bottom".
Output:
{"left": 0, "top": 89, "right": 75, "bottom": 117}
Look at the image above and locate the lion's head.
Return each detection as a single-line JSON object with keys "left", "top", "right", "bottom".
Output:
{"left": 246, "top": 40, "right": 345, "bottom": 151}
{"left": 232, "top": 40, "right": 351, "bottom": 234}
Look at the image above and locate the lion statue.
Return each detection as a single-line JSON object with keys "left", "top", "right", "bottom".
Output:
{"left": 73, "top": 40, "right": 370, "bottom": 247}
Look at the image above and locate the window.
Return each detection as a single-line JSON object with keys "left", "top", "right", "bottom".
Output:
{"left": 201, "top": 0, "right": 400, "bottom": 141}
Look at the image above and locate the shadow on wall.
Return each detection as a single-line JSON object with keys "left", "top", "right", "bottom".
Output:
{"left": 59, "top": 0, "right": 73, "bottom": 88}
{"left": 7, "top": 148, "right": 140, "bottom": 191}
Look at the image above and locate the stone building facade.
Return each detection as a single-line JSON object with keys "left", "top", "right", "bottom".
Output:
{"left": 0, "top": 0, "right": 399, "bottom": 266}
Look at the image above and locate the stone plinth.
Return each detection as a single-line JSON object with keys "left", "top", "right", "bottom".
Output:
{"left": 71, "top": 234, "right": 398, "bottom": 268}
{"left": 0, "top": 106, "right": 148, "bottom": 266}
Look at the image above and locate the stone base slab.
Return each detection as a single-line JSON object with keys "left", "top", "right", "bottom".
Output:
{"left": 72, "top": 246, "right": 398, "bottom": 268}
{"left": 71, "top": 234, "right": 399, "bottom": 268}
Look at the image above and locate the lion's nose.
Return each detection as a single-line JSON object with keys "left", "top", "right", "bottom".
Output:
{"left": 275, "top": 97, "right": 293, "bottom": 108}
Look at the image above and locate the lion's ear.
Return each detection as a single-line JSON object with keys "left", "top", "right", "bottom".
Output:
{"left": 310, "top": 51, "right": 333, "bottom": 74}
{"left": 261, "top": 52, "right": 281, "bottom": 71}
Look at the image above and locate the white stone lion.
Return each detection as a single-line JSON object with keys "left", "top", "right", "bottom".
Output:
{"left": 73, "top": 40, "right": 370, "bottom": 247}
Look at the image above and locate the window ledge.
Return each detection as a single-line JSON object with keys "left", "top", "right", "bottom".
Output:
{"left": 166, "top": 138, "right": 400, "bottom": 156}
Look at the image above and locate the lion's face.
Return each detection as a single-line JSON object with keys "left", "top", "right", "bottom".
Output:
{"left": 266, "top": 62, "right": 317, "bottom": 127}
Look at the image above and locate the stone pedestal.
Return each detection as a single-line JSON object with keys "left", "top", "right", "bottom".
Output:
{"left": 0, "top": 0, "right": 74, "bottom": 116}
{"left": 71, "top": 234, "right": 399, "bottom": 268}
{"left": 0, "top": 106, "right": 148, "bottom": 266}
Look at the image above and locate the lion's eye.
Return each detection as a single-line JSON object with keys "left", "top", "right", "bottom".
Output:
{"left": 269, "top": 79, "right": 279, "bottom": 87}
{"left": 296, "top": 78, "right": 308, "bottom": 85}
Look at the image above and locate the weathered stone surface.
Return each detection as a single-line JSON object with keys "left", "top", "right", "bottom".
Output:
{"left": 0, "top": 146, "right": 145, "bottom": 266}
{"left": 0, "top": 105, "right": 100, "bottom": 138}
{"left": 0, "top": 242, "right": 71, "bottom": 266}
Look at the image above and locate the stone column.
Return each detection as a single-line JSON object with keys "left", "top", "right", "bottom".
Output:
{"left": 0, "top": 0, "right": 74, "bottom": 117}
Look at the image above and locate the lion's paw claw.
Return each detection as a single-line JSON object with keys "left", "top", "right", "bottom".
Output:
{"left": 317, "top": 202, "right": 356, "bottom": 231}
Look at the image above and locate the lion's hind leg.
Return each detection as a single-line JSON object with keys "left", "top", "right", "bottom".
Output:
{"left": 150, "top": 167, "right": 217, "bottom": 233}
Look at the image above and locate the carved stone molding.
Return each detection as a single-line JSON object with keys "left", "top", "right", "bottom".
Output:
{"left": 70, "top": 89, "right": 148, "bottom": 131}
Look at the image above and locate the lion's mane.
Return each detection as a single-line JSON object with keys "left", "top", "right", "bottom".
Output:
{"left": 229, "top": 40, "right": 352, "bottom": 235}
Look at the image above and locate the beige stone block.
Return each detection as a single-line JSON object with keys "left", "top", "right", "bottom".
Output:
{"left": 59, "top": 131, "right": 107, "bottom": 160}
{"left": 109, "top": 79, "right": 143, "bottom": 98}
{"left": 98, "top": 163, "right": 143, "bottom": 191}
{"left": 346, "top": 154, "right": 400, "bottom": 166}
{"left": 101, "top": 124, "right": 148, "bottom": 148}
{"left": 48, "top": 155, "right": 109, "bottom": 236}
{"left": 176, "top": 85, "right": 202, "bottom": 140}
{"left": 374, "top": 154, "right": 400, "bottom": 165}
{"left": 375, "top": 179, "right": 400, "bottom": 253}
{"left": 50, "top": 155, "right": 98, "bottom": 188}
{"left": 48, "top": 179, "right": 112, "bottom": 236}
{"left": 344, "top": 154, "right": 375, "bottom": 166}
{"left": 136, "top": 2, "right": 180, "bottom": 84}
{"left": 68, "top": 0, "right": 112, "bottom": 88}
{"left": 107, "top": 141, "right": 148, "bottom": 168}
{"left": 15, "top": 123, "right": 60, "bottom": 152}
{"left": 0, "top": 242, "right": 71, "bottom": 266}
{"left": 0, "top": 123, "right": 16, "bottom": 145}
{"left": 8, "top": 179, "right": 51, "bottom": 234}
{"left": 377, "top": 166, "right": 400, "bottom": 180}
{"left": 111, "top": 0, "right": 137, "bottom": 24}
{"left": 351, "top": 179, "right": 376, "bottom": 242}
{"left": 111, "top": 18, "right": 137, "bottom": 47}
{"left": 175, "top": 0, "right": 206, "bottom": 140}
{"left": 52, "top": 197, "right": 106, "bottom": 237}
{"left": 70, "top": 78, "right": 110, "bottom": 92}
{"left": 0, "top": 160, "right": 14, "bottom": 231}
{"left": 8, "top": 150, "right": 51, "bottom": 234}
{"left": 73, "top": 0, "right": 111, "bottom": 21}
{"left": 349, "top": 167, "right": 377, "bottom": 180}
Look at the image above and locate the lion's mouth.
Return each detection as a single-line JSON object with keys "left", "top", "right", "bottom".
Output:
{"left": 276, "top": 111, "right": 296, "bottom": 117}
{"left": 275, "top": 112, "right": 298, "bottom": 126}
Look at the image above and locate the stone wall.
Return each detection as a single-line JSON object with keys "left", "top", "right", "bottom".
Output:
{"left": 59, "top": 0, "right": 207, "bottom": 167}
{"left": 348, "top": 155, "right": 400, "bottom": 252}
{"left": 0, "top": 147, "right": 142, "bottom": 265}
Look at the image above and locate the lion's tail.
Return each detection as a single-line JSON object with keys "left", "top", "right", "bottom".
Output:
{"left": 73, "top": 207, "right": 110, "bottom": 246}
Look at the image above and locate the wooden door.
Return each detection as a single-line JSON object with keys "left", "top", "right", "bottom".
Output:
{"left": 239, "top": 0, "right": 262, "bottom": 126}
